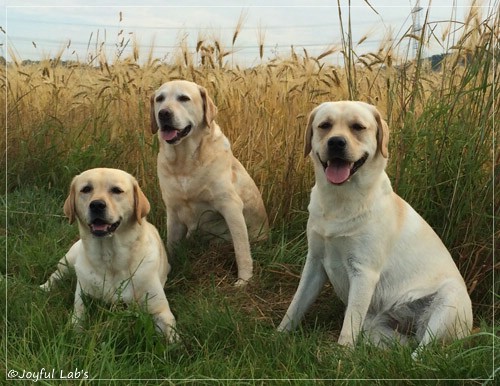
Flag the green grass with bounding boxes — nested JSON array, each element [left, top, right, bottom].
[[2, 187, 497, 384], [3, 3, 498, 382]]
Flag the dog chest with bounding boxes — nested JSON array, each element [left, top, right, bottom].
[[76, 266, 137, 303], [160, 170, 205, 199], [307, 228, 352, 304], [326, 237, 360, 302], [75, 249, 143, 304], [178, 200, 225, 233]]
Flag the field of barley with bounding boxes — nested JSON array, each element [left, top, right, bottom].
[[2, 3, 498, 384]]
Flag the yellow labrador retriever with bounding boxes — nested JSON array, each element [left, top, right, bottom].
[[41, 168, 177, 342], [150, 80, 269, 286], [278, 101, 472, 358]]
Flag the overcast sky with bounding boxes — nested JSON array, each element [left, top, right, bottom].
[[2, 1, 496, 66]]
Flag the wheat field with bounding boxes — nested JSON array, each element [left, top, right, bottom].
[[2, 3, 498, 382]]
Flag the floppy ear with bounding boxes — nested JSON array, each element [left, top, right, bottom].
[[304, 108, 317, 157], [150, 93, 159, 134], [199, 85, 217, 126], [63, 177, 77, 224], [133, 181, 151, 224], [373, 109, 389, 158]]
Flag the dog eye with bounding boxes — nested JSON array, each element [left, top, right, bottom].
[[178, 95, 190, 102], [318, 121, 332, 130], [80, 185, 92, 194], [351, 123, 366, 131], [155, 95, 165, 103], [110, 187, 124, 194]]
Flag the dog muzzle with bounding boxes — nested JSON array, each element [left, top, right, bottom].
[[161, 125, 192, 144], [89, 218, 121, 237], [319, 152, 369, 185]]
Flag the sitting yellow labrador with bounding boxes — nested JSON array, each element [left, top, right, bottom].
[[278, 101, 472, 358], [150, 80, 269, 286], [41, 168, 177, 342]]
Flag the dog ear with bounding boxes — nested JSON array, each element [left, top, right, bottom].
[[199, 85, 217, 126], [373, 108, 389, 158], [133, 180, 151, 224], [304, 108, 317, 157], [150, 93, 159, 134], [63, 177, 77, 224]]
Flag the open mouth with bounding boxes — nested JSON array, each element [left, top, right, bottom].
[[319, 152, 369, 185], [160, 124, 192, 144], [89, 218, 121, 237]]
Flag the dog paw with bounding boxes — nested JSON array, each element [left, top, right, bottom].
[[337, 335, 355, 347], [234, 278, 250, 287], [411, 347, 424, 361], [70, 314, 85, 332], [277, 323, 292, 333], [72, 322, 84, 333], [39, 282, 51, 292], [166, 328, 180, 344]]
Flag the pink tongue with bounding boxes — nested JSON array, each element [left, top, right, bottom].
[[161, 129, 178, 141], [92, 224, 108, 231], [325, 162, 352, 184]]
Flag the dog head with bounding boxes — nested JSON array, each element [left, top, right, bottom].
[[150, 80, 218, 145], [64, 168, 150, 238], [304, 101, 389, 185]]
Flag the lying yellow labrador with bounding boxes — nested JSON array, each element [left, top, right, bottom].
[[41, 168, 177, 342], [278, 101, 472, 358], [150, 80, 269, 286]]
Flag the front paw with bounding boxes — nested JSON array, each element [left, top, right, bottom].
[[165, 327, 180, 343], [235, 271, 253, 287], [338, 334, 355, 347], [71, 313, 85, 332], [39, 282, 51, 292], [234, 278, 250, 287], [277, 320, 293, 333]]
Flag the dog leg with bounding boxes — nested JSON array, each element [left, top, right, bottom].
[[145, 286, 178, 343], [40, 241, 80, 291], [71, 282, 86, 331], [338, 268, 380, 347], [278, 255, 328, 332], [216, 198, 253, 286], [411, 281, 473, 360], [166, 210, 187, 257], [153, 308, 178, 343]]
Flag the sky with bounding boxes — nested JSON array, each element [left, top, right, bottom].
[[1, 0, 496, 66]]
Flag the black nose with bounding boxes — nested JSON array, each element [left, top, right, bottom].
[[158, 108, 173, 123], [328, 136, 347, 152], [90, 200, 106, 213]]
